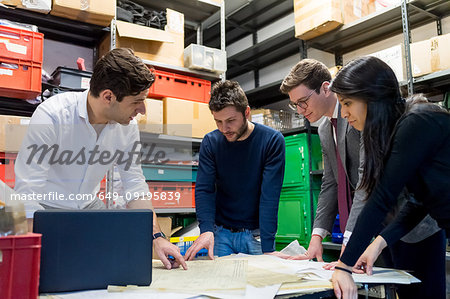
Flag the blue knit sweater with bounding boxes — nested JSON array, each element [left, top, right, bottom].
[[195, 123, 285, 252]]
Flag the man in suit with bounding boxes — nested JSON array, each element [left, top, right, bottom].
[[280, 59, 364, 261]]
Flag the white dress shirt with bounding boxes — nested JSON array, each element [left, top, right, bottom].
[[15, 90, 150, 218]]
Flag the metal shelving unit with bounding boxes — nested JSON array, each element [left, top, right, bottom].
[[139, 132, 202, 148], [130, 0, 225, 52], [1, 2, 215, 215], [229, 0, 450, 107], [114, 1, 226, 213], [245, 80, 284, 108], [411, 68, 450, 92], [307, 1, 450, 56], [226, 27, 298, 79], [0, 6, 108, 47], [194, 0, 293, 49], [155, 208, 196, 214]]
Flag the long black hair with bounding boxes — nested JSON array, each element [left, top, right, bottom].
[[330, 56, 405, 194]]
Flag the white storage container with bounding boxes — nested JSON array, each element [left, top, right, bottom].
[[184, 44, 227, 73]]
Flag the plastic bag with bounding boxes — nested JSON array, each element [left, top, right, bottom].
[[0, 181, 28, 236]]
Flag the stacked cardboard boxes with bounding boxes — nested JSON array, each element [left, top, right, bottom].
[[135, 99, 164, 134], [294, 0, 376, 40], [50, 0, 115, 26], [163, 98, 216, 139]]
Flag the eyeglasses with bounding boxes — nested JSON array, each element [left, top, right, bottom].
[[288, 89, 315, 111]]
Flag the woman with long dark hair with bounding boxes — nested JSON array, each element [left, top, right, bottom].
[[329, 56, 450, 299]]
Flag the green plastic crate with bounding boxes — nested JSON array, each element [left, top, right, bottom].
[[276, 188, 320, 248], [283, 133, 322, 188]]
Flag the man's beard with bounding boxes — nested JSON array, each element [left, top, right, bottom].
[[229, 120, 248, 142]]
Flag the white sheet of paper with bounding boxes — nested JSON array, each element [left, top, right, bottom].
[[279, 240, 307, 256]]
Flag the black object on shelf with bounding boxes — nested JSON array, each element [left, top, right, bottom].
[[0, 97, 40, 117], [310, 169, 324, 176], [40, 82, 86, 101], [50, 67, 93, 90], [281, 126, 318, 136], [117, 0, 167, 30]]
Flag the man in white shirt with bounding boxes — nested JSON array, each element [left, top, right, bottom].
[[14, 48, 187, 270]]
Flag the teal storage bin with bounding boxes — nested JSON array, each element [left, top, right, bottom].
[[142, 164, 198, 182]]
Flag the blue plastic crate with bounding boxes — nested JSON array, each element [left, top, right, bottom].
[[331, 214, 343, 244], [170, 237, 208, 258]]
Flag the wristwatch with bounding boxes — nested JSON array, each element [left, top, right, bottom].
[[152, 231, 167, 240]]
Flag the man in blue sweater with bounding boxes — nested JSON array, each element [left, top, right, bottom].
[[185, 80, 286, 260]]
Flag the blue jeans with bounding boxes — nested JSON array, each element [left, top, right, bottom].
[[213, 225, 263, 257]]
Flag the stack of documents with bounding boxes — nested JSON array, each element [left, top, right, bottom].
[[40, 241, 420, 299]]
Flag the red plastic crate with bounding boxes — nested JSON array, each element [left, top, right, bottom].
[[148, 69, 211, 103], [0, 25, 44, 63], [147, 181, 195, 208], [0, 152, 17, 188], [0, 233, 42, 299], [0, 57, 42, 99]]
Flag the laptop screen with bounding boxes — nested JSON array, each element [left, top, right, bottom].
[[33, 209, 153, 293]]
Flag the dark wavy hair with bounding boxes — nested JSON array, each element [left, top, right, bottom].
[[330, 56, 405, 194], [209, 80, 248, 115], [89, 48, 154, 102]]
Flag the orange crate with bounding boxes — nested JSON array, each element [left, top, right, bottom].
[[0, 57, 42, 99], [147, 181, 195, 208], [148, 69, 211, 103], [0, 25, 44, 63], [0, 152, 17, 188], [0, 233, 42, 299]]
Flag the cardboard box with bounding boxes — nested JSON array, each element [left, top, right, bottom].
[[343, 0, 376, 24], [375, 0, 401, 11], [152, 216, 172, 260], [0, 115, 30, 152], [50, 0, 115, 27], [431, 33, 450, 72], [294, 0, 375, 40], [163, 97, 216, 138], [294, 0, 343, 40], [136, 99, 163, 134], [369, 44, 406, 81], [410, 39, 432, 77], [99, 9, 184, 67], [0, 0, 51, 13], [328, 66, 342, 78], [207, 0, 223, 5]]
